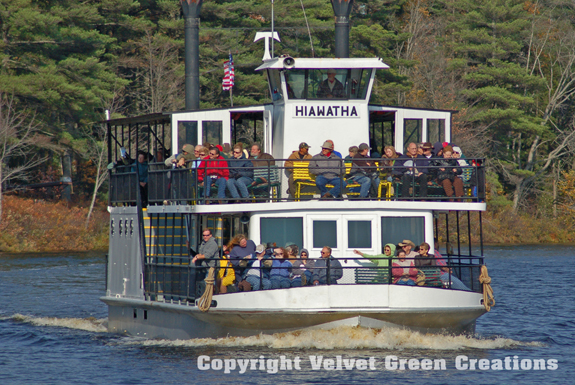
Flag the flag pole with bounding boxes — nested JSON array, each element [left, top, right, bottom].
[[229, 50, 233, 107]]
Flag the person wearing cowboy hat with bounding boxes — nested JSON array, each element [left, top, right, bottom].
[[398, 239, 419, 260], [309, 140, 346, 199], [317, 68, 344, 98]]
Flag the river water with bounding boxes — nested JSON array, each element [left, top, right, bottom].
[[0, 246, 573, 384]]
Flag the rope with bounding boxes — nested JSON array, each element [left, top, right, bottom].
[[479, 265, 495, 312], [197, 267, 216, 312]]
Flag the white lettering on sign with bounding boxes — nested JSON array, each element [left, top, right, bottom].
[[293, 105, 360, 118]]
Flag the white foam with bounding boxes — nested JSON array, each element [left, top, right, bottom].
[[10, 314, 108, 333], [122, 326, 543, 350]]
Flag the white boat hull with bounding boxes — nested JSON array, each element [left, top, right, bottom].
[[102, 285, 486, 339]]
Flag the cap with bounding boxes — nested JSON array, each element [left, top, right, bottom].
[[299, 142, 310, 149], [182, 144, 194, 154], [452, 146, 462, 154], [255, 244, 266, 254], [358, 143, 371, 151], [322, 141, 334, 150]]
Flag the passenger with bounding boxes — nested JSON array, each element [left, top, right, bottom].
[[417, 143, 424, 156], [345, 145, 359, 161], [317, 69, 344, 98], [431, 145, 464, 201], [432, 247, 471, 291], [165, 144, 195, 168], [325, 139, 342, 158], [353, 243, 395, 280], [216, 250, 236, 294], [284, 142, 312, 196], [249, 143, 275, 167], [131, 151, 149, 207], [190, 229, 220, 275], [398, 239, 419, 260], [226, 143, 254, 201], [421, 142, 434, 160], [309, 140, 346, 199], [190, 145, 206, 169], [312, 246, 343, 285], [415, 242, 436, 267], [380, 145, 400, 182], [291, 248, 314, 287], [432, 141, 444, 158], [240, 244, 272, 291], [392, 249, 417, 285], [394, 142, 429, 199], [349, 143, 380, 198], [197, 146, 229, 203], [452, 146, 473, 183], [228, 234, 257, 274], [270, 247, 292, 289], [223, 143, 232, 158]]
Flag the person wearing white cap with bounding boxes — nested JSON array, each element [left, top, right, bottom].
[[309, 140, 346, 199], [317, 69, 344, 98]]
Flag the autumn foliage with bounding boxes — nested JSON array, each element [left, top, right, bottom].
[[0, 196, 108, 252]]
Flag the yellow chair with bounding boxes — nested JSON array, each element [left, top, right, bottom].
[[293, 162, 317, 200], [344, 162, 361, 197]]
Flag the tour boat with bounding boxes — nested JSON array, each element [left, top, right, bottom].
[[101, 4, 491, 340]]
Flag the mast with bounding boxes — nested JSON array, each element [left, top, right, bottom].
[[180, 0, 203, 110]]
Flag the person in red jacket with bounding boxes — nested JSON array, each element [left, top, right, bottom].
[[197, 146, 229, 203], [392, 249, 418, 285]]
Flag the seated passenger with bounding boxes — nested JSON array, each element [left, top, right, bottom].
[[398, 239, 418, 260], [197, 146, 229, 203], [317, 69, 344, 98], [430, 145, 464, 201], [415, 242, 436, 267], [217, 248, 237, 294], [345, 146, 358, 161], [241, 244, 272, 291], [432, 247, 471, 291], [392, 250, 418, 285], [394, 142, 429, 199], [190, 229, 220, 275], [309, 141, 346, 199], [349, 143, 380, 198], [228, 234, 256, 274], [291, 248, 314, 287], [353, 243, 395, 281], [249, 143, 275, 167], [284, 142, 312, 197], [226, 144, 254, 201], [312, 246, 343, 285], [270, 247, 292, 289], [380, 145, 401, 182]]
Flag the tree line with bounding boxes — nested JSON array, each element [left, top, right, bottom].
[[1, 0, 575, 220]]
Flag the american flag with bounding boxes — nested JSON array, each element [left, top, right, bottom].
[[222, 53, 235, 91]]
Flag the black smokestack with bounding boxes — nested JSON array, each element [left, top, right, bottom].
[[181, 0, 202, 110], [331, 0, 353, 58]]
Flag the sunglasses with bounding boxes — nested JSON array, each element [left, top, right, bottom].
[[233, 151, 242, 154]]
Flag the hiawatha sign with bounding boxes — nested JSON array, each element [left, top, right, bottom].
[[293, 104, 360, 118]]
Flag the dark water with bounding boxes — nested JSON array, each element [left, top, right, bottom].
[[0, 246, 573, 384]]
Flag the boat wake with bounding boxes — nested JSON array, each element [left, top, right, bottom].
[[6, 314, 108, 333], [123, 326, 543, 350]]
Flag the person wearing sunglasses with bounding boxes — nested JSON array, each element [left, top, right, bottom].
[[197, 146, 229, 204], [312, 246, 343, 285], [226, 143, 254, 201]]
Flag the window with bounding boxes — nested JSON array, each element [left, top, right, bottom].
[[260, 217, 303, 249], [404, 119, 422, 150], [427, 119, 445, 144], [313, 220, 337, 248], [178, 121, 198, 147], [202, 121, 222, 145], [283, 69, 372, 100], [348, 221, 372, 248], [381, 217, 425, 247]]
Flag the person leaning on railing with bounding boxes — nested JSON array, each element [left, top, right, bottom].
[[165, 143, 195, 168]]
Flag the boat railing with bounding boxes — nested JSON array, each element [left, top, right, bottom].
[[109, 157, 486, 206], [143, 255, 484, 304]]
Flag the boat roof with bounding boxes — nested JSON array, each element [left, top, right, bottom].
[[256, 57, 390, 71]]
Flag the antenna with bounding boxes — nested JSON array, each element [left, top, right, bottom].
[[299, 0, 315, 57], [271, 0, 275, 58]]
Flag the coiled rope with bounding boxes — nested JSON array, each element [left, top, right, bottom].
[[197, 267, 216, 312], [479, 265, 495, 312]]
